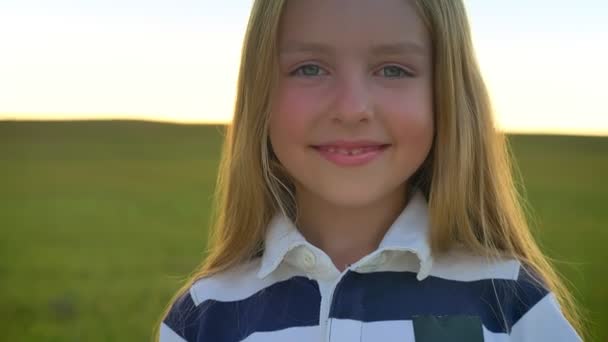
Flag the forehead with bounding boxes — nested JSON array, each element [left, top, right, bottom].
[[279, 0, 429, 54]]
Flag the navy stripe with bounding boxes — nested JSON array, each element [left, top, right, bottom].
[[512, 265, 550, 326], [329, 269, 548, 333], [163, 290, 198, 340], [164, 276, 321, 342]]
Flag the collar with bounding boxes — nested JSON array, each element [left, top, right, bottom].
[[256, 190, 434, 281]]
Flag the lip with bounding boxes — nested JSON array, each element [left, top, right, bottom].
[[311, 141, 390, 167], [312, 140, 388, 149]]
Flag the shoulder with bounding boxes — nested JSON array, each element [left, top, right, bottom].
[[430, 246, 522, 281], [430, 245, 549, 302], [160, 287, 198, 342], [160, 258, 303, 341], [429, 246, 554, 332], [160, 259, 263, 341]]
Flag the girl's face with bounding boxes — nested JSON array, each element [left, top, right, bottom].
[[269, 0, 434, 209]]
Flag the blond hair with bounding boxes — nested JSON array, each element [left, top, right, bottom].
[[156, 1, 583, 339]]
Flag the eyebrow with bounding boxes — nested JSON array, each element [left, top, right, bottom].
[[279, 41, 428, 56]]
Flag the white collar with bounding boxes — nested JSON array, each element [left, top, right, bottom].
[[256, 190, 434, 281]]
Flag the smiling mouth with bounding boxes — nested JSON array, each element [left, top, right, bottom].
[[313, 145, 390, 156], [311, 144, 391, 167]]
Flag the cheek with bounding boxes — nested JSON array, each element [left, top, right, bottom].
[[269, 86, 323, 145], [379, 87, 434, 153]]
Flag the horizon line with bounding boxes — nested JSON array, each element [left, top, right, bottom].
[[1, 113, 607, 138]]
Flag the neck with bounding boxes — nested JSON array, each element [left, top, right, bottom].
[[294, 184, 409, 271]]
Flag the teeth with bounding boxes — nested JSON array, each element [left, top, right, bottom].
[[323, 146, 375, 155], [337, 149, 350, 155]]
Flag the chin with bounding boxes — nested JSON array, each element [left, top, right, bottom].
[[314, 186, 394, 209]]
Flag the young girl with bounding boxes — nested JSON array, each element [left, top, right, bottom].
[[158, 0, 583, 341]]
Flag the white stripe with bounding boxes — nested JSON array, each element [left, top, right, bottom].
[[361, 320, 416, 342], [324, 319, 512, 342], [190, 259, 309, 304], [429, 249, 521, 281], [241, 325, 320, 342], [159, 322, 187, 342], [328, 318, 362, 341], [160, 317, 552, 342], [510, 293, 582, 341], [191, 251, 522, 305]]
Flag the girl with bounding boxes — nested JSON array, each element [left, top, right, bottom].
[[158, 0, 583, 341]]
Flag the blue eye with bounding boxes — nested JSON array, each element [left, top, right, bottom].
[[290, 64, 327, 77], [379, 65, 413, 78]]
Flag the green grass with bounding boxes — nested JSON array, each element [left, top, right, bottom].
[[0, 121, 606, 341]]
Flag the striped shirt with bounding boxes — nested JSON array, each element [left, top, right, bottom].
[[160, 191, 581, 341]]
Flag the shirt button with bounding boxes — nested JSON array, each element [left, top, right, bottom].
[[300, 248, 317, 270]]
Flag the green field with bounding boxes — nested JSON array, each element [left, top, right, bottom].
[[1, 121, 606, 341]]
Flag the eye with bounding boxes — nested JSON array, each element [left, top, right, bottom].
[[377, 65, 414, 78], [289, 64, 328, 77]]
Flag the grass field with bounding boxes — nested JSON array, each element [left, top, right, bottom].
[[1, 120, 606, 341]]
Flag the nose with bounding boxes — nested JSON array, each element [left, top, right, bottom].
[[330, 74, 373, 124]]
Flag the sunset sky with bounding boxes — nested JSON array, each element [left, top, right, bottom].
[[0, 0, 606, 135]]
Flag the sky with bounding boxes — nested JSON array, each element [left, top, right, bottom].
[[0, 0, 606, 135]]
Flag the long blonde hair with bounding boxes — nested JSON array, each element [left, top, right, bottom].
[[156, 0, 583, 339]]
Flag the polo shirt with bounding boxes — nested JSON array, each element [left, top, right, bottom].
[[160, 191, 581, 341]]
